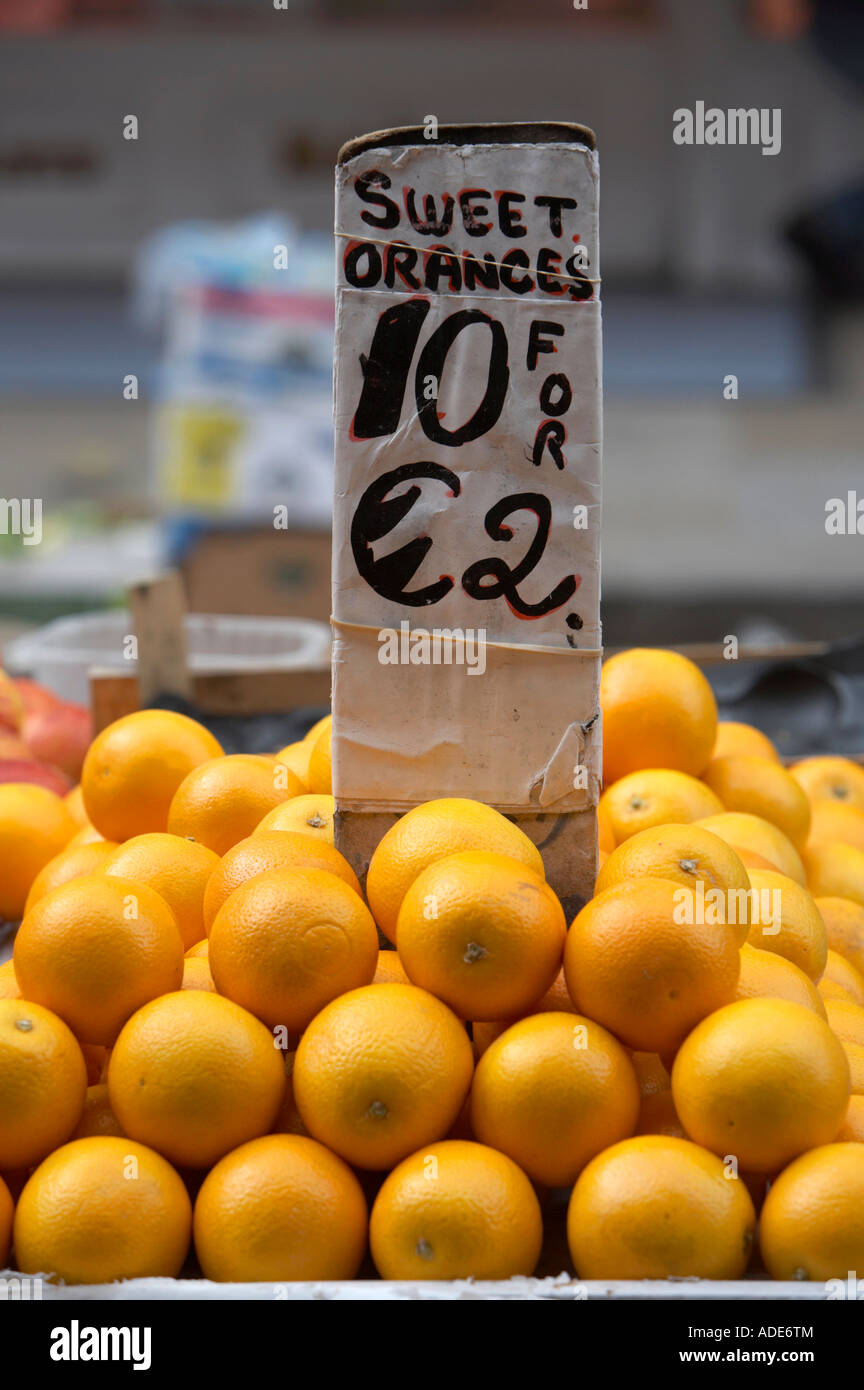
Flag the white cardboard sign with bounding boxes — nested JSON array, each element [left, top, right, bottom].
[[332, 126, 601, 818]]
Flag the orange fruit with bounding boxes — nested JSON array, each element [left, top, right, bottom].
[[469, 967, 575, 1059], [596, 823, 752, 945], [745, 868, 828, 982], [396, 851, 565, 1021], [601, 648, 717, 785], [824, 997, 864, 1048], [821, 949, 864, 1007], [564, 877, 741, 1054], [293, 983, 473, 1170], [734, 943, 826, 1017], [79, 1042, 108, 1085], [103, 832, 220, 951], [303, 713, 331, 744], [599, 769, 723, 845], [631, 1051, 671, 1098], [840, 1041, 864, 1095], [567, 1135, 755, 1280], [108, 991, 285, 1169], [711, 720, 780, 764], [203, 830, 361, 932], [66, 822, 105, 847], [803, 840, 864, 907], [166, 754, 304, 855], [24, 839, 117, 914], [370, 1139, 542, 1281], [81, 710, 223, 842], [0, 783, 76, 920], [696, 811, 806, 885], [72, 1083, 125, 1139], [305, 724, 332, 795], [819, 977, 852, 1003], [367, 798, 544, 944], [0, 959, 20, 1000], [759, 1142, 864, 1281], [255, 793, 335, 845], [273, 740, 311, 789], [0, 997, 87, 1168], [703, 756, 811, 849], [186, 938, 209, 959], [374, 949, 410, 985], [790, 756, 864, 810], [14, 875, 184, 1045], [816, 896, 864, 976], [734, 847, 782, 872], [471, 1012, 639, 1186], [193, 1133, 367, 1282], [808, 799, 864, 853], [63, 784, 89, 828], [209, 867, 378, 1032], [837, 1095, 864, 1141], [635, 1089, 686, 1138], [0, 1173, 11, 1266], [14, 1136, 191, 1284], [182, 956, 216, 992], [672, 998, 850, 1172]]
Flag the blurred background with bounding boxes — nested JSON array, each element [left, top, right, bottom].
[[1, 0, 863, 672]]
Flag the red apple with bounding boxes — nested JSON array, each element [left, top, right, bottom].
[[0, 670, 24, 734], [23, 702, 92, 783], [13, 676, 61, 719], [0, 759, 70, 796]]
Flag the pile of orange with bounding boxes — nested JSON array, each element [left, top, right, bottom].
[[2, 655, 864, 1289]]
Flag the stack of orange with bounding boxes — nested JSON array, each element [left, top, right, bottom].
[[1, 654, 864, 1290]]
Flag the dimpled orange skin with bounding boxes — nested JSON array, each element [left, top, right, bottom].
[[759, 1143, 864, 1282], [824, 997, 864, 1047], [203, 830, 361, 932], [13, 1137, 191, 1285], [839, 1041, 864, 1095], [821, 949, 864, 1007], [564, 878, 741, 1055], [181, 956, 216, 992], [104, 834, 221, 951], [837, 1094, 864, 1141], [255, 793, 335, 845], [273, 740, 312, 789], [600, 648, 718, 785], [0, 959, 20, 1000], [635, 1090, 686, 1139], [0, 998, 87, 1169], [470, 967, 575, 1059], [374, 950, 410, 985], [745, 868, 828, 983], [703, 756, 812, 850], [81, 710, 223, 842], [814, 896, 864, 977], [13, 875, 185, 1046], [599, 770, 723, 846], [803, 841, 864, 908], [808, 800, 864, 853], [108, 991, 286, 1169], [193, 1133, 368, 1283], [366, 798, 544, 943], [791, 757, 864, 810], [471, 1012, 640, 1187], [209, 868, 378, 1033], [696, 812, 806, 886], [0, 783, 77, 921], [711, 721, 780, 764], [596, 823, 752, 945], [672, 998, 851, 1174], [293, 984, 474, 1171], [567, 1135, 756, 1281], [24, 839, 118, 914], [734, 943, 826, 1018], [370, 1139, 542, 1282], [0, 1173, 11, 1266], [306, 724, 332, 796], [396, 851, 565, 1022], [166, 755, 305, 856]]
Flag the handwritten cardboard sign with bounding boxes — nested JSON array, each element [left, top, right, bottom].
[[332, 124, 601, 913]]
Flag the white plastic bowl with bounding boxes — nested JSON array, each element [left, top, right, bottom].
[[7, 611, 331, 705]]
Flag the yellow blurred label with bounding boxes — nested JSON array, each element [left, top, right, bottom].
[[161, 406, 244, 507]]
